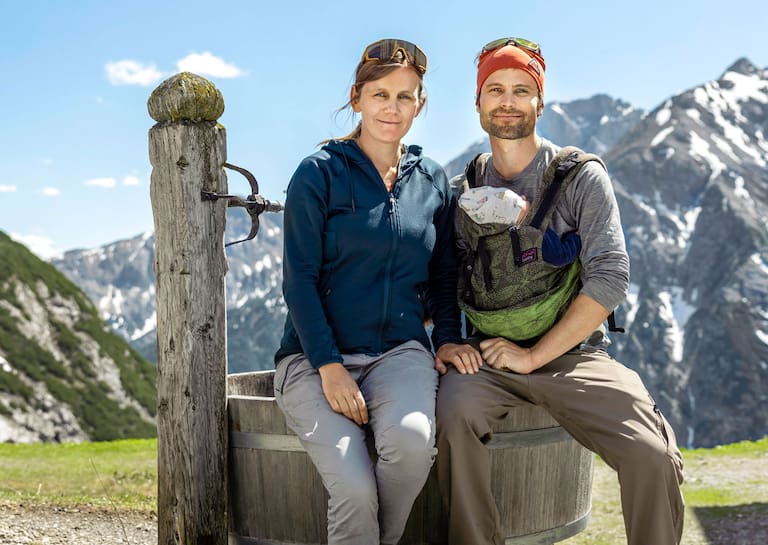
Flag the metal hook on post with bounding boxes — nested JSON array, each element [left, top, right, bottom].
[[201, 162, 284, 247]]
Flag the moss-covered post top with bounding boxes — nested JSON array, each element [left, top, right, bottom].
[[147, 72, 225, 123]]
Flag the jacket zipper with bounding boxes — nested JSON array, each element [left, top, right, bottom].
[[377, 190, 399, 352]]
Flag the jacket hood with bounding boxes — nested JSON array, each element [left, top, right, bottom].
[[317, 140, 426, 214], [322, 139, 424, 175]]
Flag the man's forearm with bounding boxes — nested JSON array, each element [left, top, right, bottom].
[[529, 294, 610, 370]]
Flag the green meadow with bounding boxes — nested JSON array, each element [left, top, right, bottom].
[[0, 439, 156, 511]]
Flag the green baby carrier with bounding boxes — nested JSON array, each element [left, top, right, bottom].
[[456, 146, 605, 343]]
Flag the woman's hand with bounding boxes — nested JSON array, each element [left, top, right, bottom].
[[318, 363, 368, 425], [434, 342, 483, 375]]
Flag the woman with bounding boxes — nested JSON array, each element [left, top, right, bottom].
[[273, 38, 480, 545]]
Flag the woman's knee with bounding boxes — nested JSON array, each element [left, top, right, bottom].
[[377, 415, 436, 471]]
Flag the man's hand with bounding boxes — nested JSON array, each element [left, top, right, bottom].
[[318, 363, 368, 425], [435, 342, 483, 375], [479, 337, 537, 374]]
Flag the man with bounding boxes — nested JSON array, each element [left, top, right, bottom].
[[434, 38, 685, 545]]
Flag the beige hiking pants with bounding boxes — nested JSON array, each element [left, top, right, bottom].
[[436, 347, 684, 545]]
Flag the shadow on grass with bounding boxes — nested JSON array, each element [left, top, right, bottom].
[[693, 503, 768, 545]]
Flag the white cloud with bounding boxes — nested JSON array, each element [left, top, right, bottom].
[[85, 177, 117, 188], [0, 184, 17, 192], [106, 60, 163, 86], [41, 187, 60, 196], [123, 175, 141, 186], [11, 233, 62, 260], [177, 52, 244, 78]]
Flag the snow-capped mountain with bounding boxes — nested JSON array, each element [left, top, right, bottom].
[[538, 93, 645, 154], [54, 212, 286, 373], [605, 58, 768, 448]]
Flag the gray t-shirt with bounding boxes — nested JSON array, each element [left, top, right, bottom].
[[453, 138, 629, 312]]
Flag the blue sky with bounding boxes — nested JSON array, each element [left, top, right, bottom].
[[1, 0, 767, 258]]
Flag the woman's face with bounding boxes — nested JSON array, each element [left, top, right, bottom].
[[351, 66, 423, 146]]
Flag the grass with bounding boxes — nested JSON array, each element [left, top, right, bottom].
[[0, 436, 766, 544], [0, 438, 156, 512]]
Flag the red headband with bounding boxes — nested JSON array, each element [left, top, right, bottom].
[[476, 45, 546, 103]]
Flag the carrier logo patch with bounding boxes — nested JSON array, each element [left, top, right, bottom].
[[520, 247, 538, 264]]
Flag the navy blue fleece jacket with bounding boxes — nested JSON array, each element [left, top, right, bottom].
[[275, 139, 462, 368]]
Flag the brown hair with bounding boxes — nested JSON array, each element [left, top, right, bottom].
[[323, 52, 427, 144]]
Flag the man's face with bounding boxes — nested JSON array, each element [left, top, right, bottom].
[[476, 68, 542, 140]]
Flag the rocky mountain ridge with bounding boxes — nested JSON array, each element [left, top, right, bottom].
[[605, 57, 768, 447]]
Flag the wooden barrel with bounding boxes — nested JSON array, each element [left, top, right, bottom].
[[227, 370, 593, 545]]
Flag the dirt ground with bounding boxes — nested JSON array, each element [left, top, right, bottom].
[[0, 503, 157, 545]]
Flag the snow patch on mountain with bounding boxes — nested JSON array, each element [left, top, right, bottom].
[[685, 109, 703, 125], [658, 291, 685, 362], [655, 105, 671, 126], [693, 76, 768, 165], [623, 283, 641, 330], [651, 126, 674, 147], [132, 312, 157, 341], [689, 131, 726, 180]]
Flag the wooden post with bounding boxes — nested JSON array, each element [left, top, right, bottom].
[[148, 72, 228, 545]]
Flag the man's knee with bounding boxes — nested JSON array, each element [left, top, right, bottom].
[[436, 383, 492, 447], [437, 374, 485, 422], [617, 429, 683, 482]]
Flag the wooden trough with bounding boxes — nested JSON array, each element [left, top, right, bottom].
[[227, 370, 593, 545]]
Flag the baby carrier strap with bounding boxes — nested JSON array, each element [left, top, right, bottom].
[[530, 146, 606, 229], [464, 153, 492, 189]]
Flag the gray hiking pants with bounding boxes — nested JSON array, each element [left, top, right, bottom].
[[436, 347, 685, 545], [274, 340, 439, 545]]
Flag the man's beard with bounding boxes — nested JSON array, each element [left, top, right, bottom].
[[481, 107, 536, 140]]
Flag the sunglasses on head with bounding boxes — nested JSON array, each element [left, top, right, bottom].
[[480, 37, 542, 57], [362, 39, 428, 73]]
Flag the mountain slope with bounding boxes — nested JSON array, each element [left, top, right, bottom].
[[0, 232, 156, 442], [605, 58, 768, 448]]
